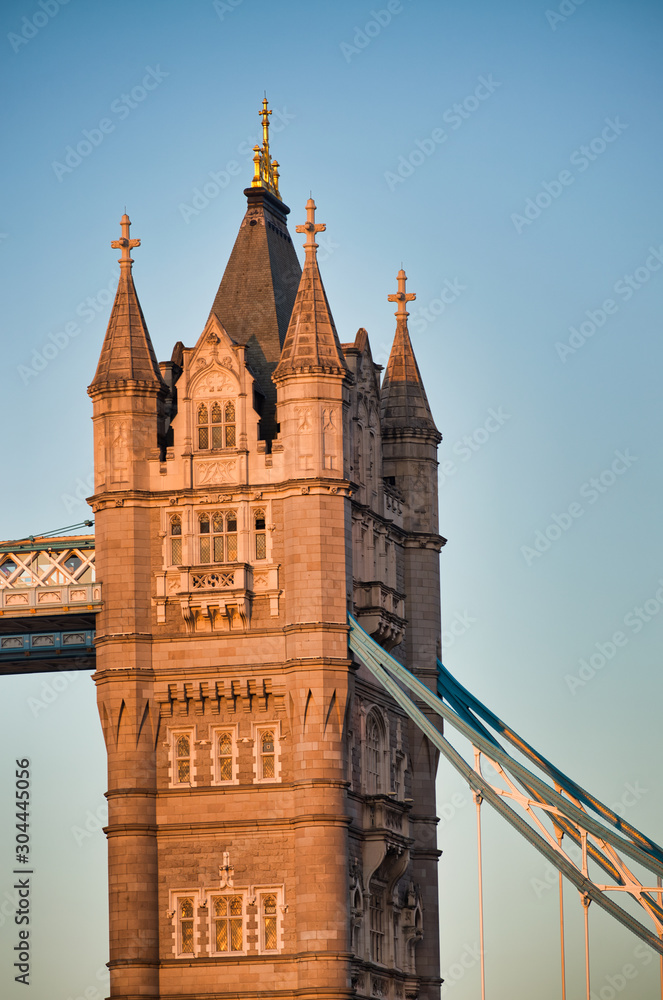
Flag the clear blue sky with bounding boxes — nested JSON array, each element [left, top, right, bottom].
[[1, 1, 662, 997]]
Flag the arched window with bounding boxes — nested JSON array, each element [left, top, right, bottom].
[[254, 508, 266, 560], [262, 894, 278, 950], [170, 515, 182, 565], [175, 734, 191, 783], [365, 710, 385, 794], [260, 729, 275, 779], [369, 885, 385, 964], [198, 511, 237, 563], [178, 897, 195, 954], [212, 895, 244, 953], [197, 400, 236, 450], [218, 731, 233, 782]]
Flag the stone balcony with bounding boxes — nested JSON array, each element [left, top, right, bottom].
[[155, 563, 280, 631], [353, 581, 406, 650]]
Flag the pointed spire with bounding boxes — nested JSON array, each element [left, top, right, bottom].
[[88, 215, 165, 393], [380, 270, 439, 434], [273, 199, 348, 380], [251, 97, 281, 200]]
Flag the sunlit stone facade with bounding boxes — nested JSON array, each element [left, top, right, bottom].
[[88, 106, 444, 1000]]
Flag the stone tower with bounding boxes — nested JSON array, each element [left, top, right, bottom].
[[89, 101, 443, 1000]]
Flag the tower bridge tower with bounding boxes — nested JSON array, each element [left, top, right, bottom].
[[89, 102, 444, 1000]]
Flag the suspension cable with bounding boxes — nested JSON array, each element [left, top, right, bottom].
[[474, 750, 486, 1000], [557, 828, 567, 1000]]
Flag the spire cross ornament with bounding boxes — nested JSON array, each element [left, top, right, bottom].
[[388, 268, 416, 319], [111, 214, 140, 269], [296, 198, 326, 256]]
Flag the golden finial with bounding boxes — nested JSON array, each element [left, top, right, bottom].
[[388, 268, 416, 319], [260, 98, 272, 158], [111, 213, 140, 270], [250, 97, 281, 199], [296, 198, 326, 259]]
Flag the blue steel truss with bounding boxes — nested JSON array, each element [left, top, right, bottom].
[[348, 613, 663, 957]]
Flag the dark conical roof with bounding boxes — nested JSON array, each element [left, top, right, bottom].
[[208, 187, 302, 440], [89, 266, 165, 392], [380, 317, 439, 435]]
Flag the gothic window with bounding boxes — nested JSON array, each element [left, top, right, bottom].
[[365, 710, 386, 795], [178, 896, 195, 955], [261, 893, 277, 951], [254, 508, 267, 560], [198, 511, 237, 564], [211, 894, 244, 954], [213, 728, 237, 784], [369, 886, 385, 964], [170, 515, 182, 565], [197, 400, 236, 450], [254, 724, 281, 783], [170, 730, 195, 786], [260, 729, 275, 778]]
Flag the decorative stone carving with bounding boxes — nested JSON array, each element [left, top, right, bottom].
[[194, 460, 237, 486]]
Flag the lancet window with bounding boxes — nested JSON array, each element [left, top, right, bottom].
[[198, 511, 238, 564], [369, 885, 385, 964], [365, 709, 386, 795], [170, 514, 182, 565], [260, 893, 278, 951], [178, 896, 195, 955], [254, 508, 267, 560], [174, 733, 192, 784], [254, 724, 281, 783], [197, 400, 236, 450], [213, 728, 237, 784]]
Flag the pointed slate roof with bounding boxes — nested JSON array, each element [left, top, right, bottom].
[[208, 186, 301, 437], [380, 270, 439, 435], [89, 215, 165, 393], [273, 198, 348, 380]]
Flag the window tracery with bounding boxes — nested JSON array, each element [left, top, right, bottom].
[[170, 514, 182, 565], [198, 511, 237, 564], [211, 894, 244, 954], [365, 709, 386, 795], [197, 400, 236, 450], [253, 508, 267, 560]]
